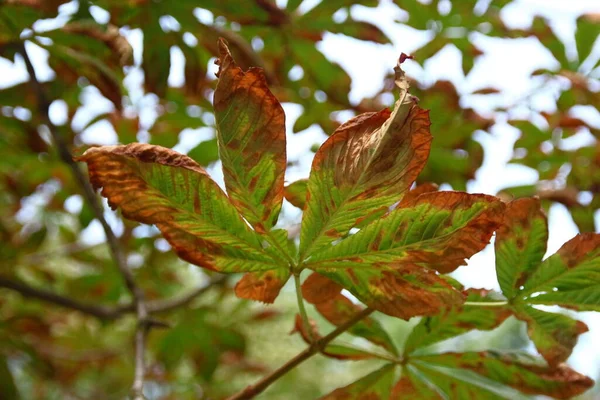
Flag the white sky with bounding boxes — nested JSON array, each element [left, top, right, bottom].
[[4, 0, 600, 382]]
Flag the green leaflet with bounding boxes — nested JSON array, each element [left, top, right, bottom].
[[306, 192, 504, 274], [299, 56, 432, 259], [575, 15, 600, 65], [514, 305, 588, 367], [495, 198, 548, 299], [522, 233, 600, 308], [302, 190, 504, 319], [319, 364, 396, 400], [409, 362, 508, 399], [413, 352, 593, 399], [77, 143, 289, 302], [214, 39, 286, 233]]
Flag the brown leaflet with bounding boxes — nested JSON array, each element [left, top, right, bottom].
[[301, 271, 344, 304], [214, 39, 286, 233], [397, 182, 439, 208], [556, 232, 600, 268], [365, 266, 465, 319], [235, 269, 289, 304], [77, 144, 286, 302]]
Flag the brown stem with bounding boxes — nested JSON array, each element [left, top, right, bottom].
[[18, 41, 149, 398], [226, 307, 375, 400]]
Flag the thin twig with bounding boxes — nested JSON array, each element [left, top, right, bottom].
[[0, 275, 226, 320], [18, 42, 149, 399], [0, 277, 120, 319], [226, 307, 375, 400]]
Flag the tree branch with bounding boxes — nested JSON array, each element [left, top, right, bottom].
[[0, 277, 120, 319], [226, 307, 375, 400], [0, 275, 226, 320], [18, 41, 150, 399]]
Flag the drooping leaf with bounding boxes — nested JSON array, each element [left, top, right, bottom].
[[514, 304, 588, 367], [214, 39, 286, 233], [76, 143, 289, 302], [319, 364, 396, 400], [143, 21, 171, 98], [45, 43, 123, 110], [299, 56, 432, 258], [413, 352, 594, 399], [302, 272, 398, 355]]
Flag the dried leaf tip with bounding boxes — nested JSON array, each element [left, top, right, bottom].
[[393, 53, 413, 103], [214, 37, 233, 78]]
